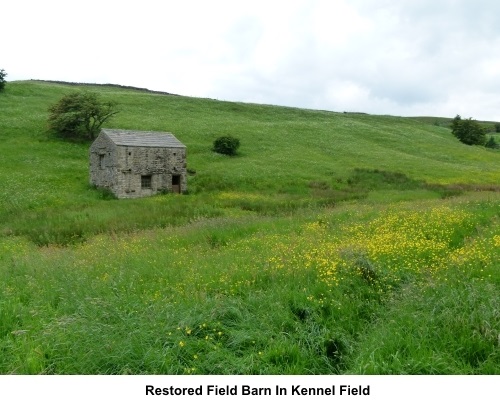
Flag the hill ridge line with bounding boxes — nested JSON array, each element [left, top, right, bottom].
[[29, 79, 180, 97]]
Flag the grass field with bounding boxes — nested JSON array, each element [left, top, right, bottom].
[[0, 81, 498, 374]]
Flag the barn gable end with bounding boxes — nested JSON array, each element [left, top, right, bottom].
[[89, 129, 187, 198]]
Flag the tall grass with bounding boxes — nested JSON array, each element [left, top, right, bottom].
[[0, 196, 498, 374]]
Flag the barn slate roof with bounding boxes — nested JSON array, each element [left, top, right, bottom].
[[101, 129, 185, 148]]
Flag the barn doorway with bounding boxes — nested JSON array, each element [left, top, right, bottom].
[[172, 175, 181, 194]]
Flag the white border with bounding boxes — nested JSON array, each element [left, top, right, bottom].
[[1, 375, 497, 405]]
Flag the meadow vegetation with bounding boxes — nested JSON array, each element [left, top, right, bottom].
[[0, 81, 498, 374]]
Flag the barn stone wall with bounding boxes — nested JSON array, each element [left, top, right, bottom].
[[89, 133, 187, 199], [89, 134, 118, 191], [114, 145, 187, 198]]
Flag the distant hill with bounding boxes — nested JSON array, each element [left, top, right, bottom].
[[411, 115, 500, 131], [27, 79, 181, 96]]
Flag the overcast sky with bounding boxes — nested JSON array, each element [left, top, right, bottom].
[[3, 0, 500, 120]]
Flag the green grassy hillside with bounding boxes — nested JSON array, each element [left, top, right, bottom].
[[0, 81, 498, 374], [1, 81, 498, 245]]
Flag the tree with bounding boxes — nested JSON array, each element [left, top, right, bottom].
[[48, 91, 118, 140], [450, 115, 486, 146], [0, 69, 7, 92], [213, 135, 240, 156]]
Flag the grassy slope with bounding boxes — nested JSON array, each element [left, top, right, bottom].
[[1, 81, 499, 242], [2, 81, 500, 196], [0, 81, 499, 374]]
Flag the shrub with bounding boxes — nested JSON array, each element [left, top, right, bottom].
[[48, 91, 118, 140], [485, 136, 499, 149], [450, 115, 486, 146], [0, 69, 7, 92], [213, 136, 240, 156]]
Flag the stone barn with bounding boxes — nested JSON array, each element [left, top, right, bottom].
[[89, 129, 187, 198]]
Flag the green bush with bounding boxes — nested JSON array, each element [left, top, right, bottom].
[[213, 136, 240, 156], [48, 91, 118, 140], [485, 136, 499, 149], [450, 115, 486, 146], [0, 69, 7, 92]]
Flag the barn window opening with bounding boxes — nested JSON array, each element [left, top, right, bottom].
[[172, 175, 181, 194], [141, 175, 152, 189], [99, 154, 105, 169]]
